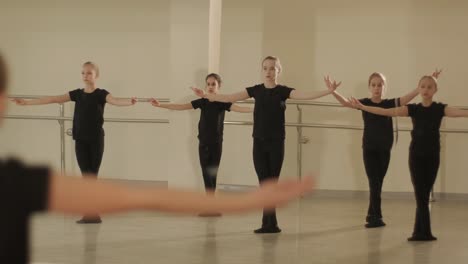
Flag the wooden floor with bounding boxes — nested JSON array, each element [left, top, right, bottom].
[[31, 194, 468, 264]]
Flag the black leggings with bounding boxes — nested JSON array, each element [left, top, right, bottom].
[[253, 138, 285, 227], [198, 142, 223, 191], [75, 137, 105, 177], [408, 149, 439, 237], [363, 148, 391, 221]]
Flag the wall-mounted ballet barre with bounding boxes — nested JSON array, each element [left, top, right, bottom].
[[234, 99, 468, 180], [226, 120, 468, 133], [6, 95, 468, 192], [6, 115, 170, 124], [6, 95, 170, 176], [8, 95, 169, 102]]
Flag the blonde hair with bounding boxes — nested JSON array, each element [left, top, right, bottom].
[[418, 75, 438, 89], [83, 61, 100, 77], [368, 72, 387, 86], [262, 56, 282, 73]]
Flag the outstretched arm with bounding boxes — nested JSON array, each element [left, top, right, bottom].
[[106, 94, 137, 106], [191, 87, 249, 103], [350, 97, 408, 117], [150, 98, 193, 110], [324, 76, 353, 108], [331, 91, 354, 108], [11, 94, 71, 105], [289, 89, 331, 100], [445, 106, 468, 118], [48, 173, 314, 215], [289, 76, 341, 100]]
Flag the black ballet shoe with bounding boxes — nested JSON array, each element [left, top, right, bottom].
[[254, 226, 282, 234], [365, 219, 386, 228], [366, 215, 383, 222], [407, 235, 437, 241], [76, 217, 102, 224], [198, 212, 222, 217]]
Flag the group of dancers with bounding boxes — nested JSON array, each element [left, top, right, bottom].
[[188, 58, 461, 242], [0, 53, 312, 264], [2, 50, 467, 263], [12, 57, 337, 234]]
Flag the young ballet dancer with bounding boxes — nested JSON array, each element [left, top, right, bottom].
[[326, 70, 441, 228], [0, 52, 314, 264], [11, 61, 137, 224], [350, 73, 468, 241], [192, 56, 341, 233], [150, 73, 252, 217]]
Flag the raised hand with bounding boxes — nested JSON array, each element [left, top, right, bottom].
[[432, 68, 442, 79], [324, 75, 342, 93]]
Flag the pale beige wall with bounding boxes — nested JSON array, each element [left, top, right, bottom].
[[2, 0, 468, 194], [219, 0, 468, 193]]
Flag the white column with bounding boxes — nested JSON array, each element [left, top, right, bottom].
[[168, 0, 222, 189], [209, 0, 223, 73]]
